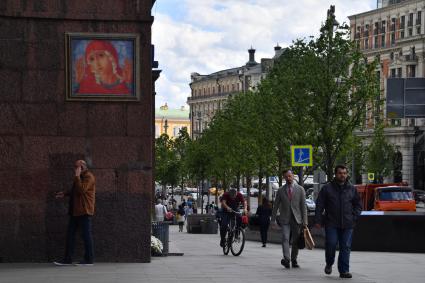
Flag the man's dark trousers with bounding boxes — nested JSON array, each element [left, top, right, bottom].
[[219, 213, 241, 241], [64, 215, 94, 263], [325, 227, 353, 273]]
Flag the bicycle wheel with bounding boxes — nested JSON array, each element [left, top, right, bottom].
[[230, 228, 245, 256], [223, 232, 231, 255]]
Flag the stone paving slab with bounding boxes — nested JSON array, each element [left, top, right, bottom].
[[1, 225, 424, 283]]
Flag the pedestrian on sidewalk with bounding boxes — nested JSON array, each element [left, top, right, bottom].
[[155, 199, 168, 222], [271, 169, 307, 269], [177, 204, 185, 232], [314, 165, 362, 279], [54, 159, 96, 266], [256, 197, 272, 247], [185, 203, 193, 220]]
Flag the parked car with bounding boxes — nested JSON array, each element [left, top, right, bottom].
[[249, 188, 266, 197], [209, 187, 224, 196], [239, 187, 247, 198], [305, 195, 316, 212], [189, 192, 198, 200], [413, 190, 425, 204]]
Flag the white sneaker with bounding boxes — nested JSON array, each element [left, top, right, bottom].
[[53, 261, 73, 266]]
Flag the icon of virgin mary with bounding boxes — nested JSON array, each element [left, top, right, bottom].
[[74, 40, 132, 95]]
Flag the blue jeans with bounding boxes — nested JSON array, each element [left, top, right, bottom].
[[64, 215, 94, 263], [325, 227, 353, 274]]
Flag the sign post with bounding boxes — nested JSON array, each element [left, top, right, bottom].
[[291, 145, 313, 167]]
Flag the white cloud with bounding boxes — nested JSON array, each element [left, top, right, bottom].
[[152, 0, 376, 109]]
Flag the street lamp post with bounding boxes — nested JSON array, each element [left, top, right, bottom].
[[163, 119, 169, 135]]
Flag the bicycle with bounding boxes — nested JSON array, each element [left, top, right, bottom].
[[222, 210, 246, 256]]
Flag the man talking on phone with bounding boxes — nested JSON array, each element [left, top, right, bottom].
[[54, 159, 96, 266]]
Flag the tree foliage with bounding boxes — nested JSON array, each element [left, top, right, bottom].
[[365, 124, 395, 183]]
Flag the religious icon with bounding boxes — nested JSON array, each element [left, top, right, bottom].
[[66, 33, 140, 101]]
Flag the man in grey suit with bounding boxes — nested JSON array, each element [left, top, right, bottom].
[[272, 170, 308, 269]]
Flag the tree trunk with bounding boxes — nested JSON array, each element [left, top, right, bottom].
[[246, 174, 252, 210], [265, 174, 270, 201], [258, 170, 263, 205], [298, 167, 304, 187]]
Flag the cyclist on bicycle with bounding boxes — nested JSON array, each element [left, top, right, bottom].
[[219, 187, 248, 247]]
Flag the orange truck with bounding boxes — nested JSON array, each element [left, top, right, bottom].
[[355, 182, 416, 212]]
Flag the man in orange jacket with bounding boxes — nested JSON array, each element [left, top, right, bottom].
[[54, 159, 96, 266]]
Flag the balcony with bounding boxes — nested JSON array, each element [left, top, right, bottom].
[[405, 54, 418, 63], [187, 91, 234, 102]]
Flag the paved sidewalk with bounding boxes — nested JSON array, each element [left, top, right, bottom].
[[1, 225, 424, 283]]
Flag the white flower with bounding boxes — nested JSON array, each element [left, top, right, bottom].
[[151, 235, 163, 254]]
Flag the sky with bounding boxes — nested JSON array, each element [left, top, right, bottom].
[[152, 0, 377, 109]]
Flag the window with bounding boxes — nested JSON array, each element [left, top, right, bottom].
[[417, 11, 422, 25], [408, 13, 413, 26], [391, 119, 401, 126], [401, 30, 405, 38], [407, 65, 416, 77], [212, 86, 215, 94], [381, 34, 385, 47], [365, 38, 369, 49], [391, 18, 396, 32], [381, 20, 386, 33], [391, 33, 395, 45], [398, 67, 402, 78], [408, 28, 413, 36], [417, 26, 421, 35], [400, 15, 405, 29], [391, 68, 396, 78], [172, 126, 179, 137], [374, 36, 379, 48]]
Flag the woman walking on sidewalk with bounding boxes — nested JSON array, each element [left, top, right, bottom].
[[177, 204, 185, 232], [256, 197, 272, 247]]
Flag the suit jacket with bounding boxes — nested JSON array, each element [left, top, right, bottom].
[[271, 183, 307, 225]]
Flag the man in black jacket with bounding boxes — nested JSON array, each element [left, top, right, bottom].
[[315, 165, 362, 279]]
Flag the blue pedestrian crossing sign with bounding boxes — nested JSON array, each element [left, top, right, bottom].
[[291, 145, 313, 167]]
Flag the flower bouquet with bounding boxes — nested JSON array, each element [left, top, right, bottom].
[[151, 235, 163, 256]]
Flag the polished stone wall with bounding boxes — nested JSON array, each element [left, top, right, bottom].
[[0, 0, 155, 262]]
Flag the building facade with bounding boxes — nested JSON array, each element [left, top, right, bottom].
[[155, 103, 190, 138], [349, 0, 425, 187], [188, 46, 283, 139]]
